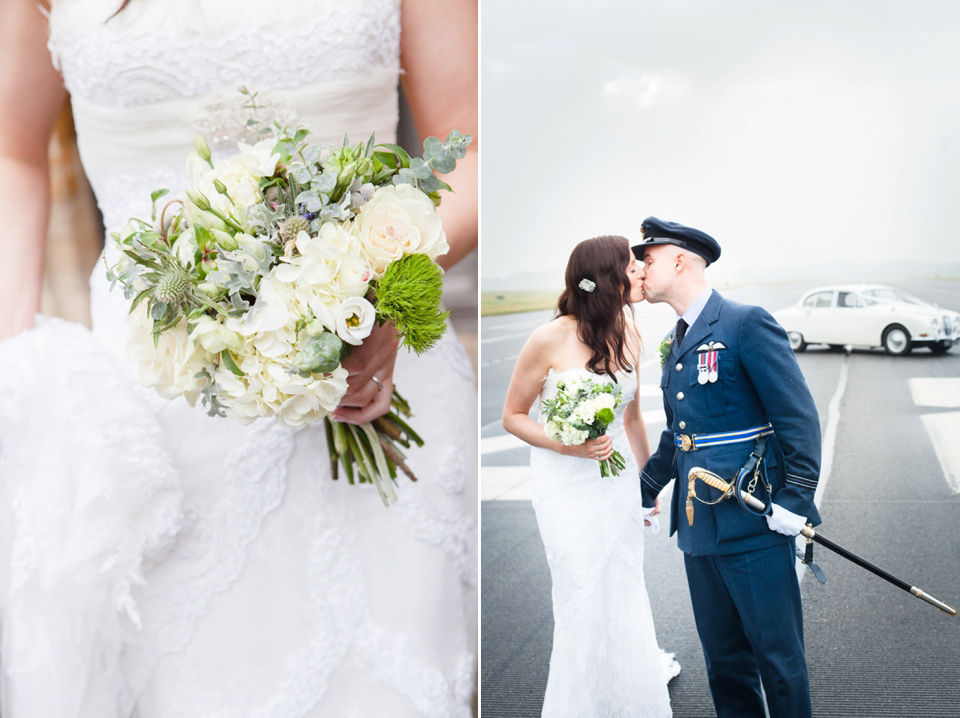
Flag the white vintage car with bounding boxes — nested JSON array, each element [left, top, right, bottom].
[[773, 284, 960, 355]]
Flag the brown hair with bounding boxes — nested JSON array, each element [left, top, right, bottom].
[[555, 235, 636, 379], [107, 0, 131, 21]]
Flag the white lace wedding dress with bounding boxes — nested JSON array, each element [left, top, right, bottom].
[[0, 1, 477, 716], [531, 368, 675, 718]]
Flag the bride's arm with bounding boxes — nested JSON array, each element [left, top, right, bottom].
[[502, 325, 614, 460], [0, 0, 67, 340], [622, 320, 651, 466], [622, 397, 651, 468], [334, 1, 477, 424], [399, 0, 478, 270]]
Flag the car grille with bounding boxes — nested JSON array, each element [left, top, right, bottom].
[[941, 315, 956, 337]]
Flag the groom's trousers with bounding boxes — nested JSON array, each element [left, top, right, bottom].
[[684, 542, 812, 718]]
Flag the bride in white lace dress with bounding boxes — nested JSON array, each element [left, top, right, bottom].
[[0, 1, 477, 716], [502, 236, 676, 718]]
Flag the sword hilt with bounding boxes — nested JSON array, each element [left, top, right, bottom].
[[688, 467, 766, 512]]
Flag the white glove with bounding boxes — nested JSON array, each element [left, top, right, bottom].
[[765, 503, 807, 536], [640, 505, 660, 535]]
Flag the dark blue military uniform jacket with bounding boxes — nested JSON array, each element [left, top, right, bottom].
[[640, 291, 822, 556]]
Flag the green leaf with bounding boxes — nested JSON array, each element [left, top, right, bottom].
[[423, 136, 455, 174], [377, 143, 412, 168], [220, 348, 245, 376], [150, 189, 170, 221], [374, 151, 398, 170]]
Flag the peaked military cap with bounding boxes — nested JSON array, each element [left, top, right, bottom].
[[632, 216, 721, 266]]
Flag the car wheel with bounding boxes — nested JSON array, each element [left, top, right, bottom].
[[930, 340, 952, 355], [882, 325, 912, 356], [787, 331, 807, 352]]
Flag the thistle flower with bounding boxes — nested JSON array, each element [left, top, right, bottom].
[[279, 216, 310, 244], [154, 266, 193, 305]]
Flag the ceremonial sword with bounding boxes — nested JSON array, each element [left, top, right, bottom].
[[687, 466, 958, 617]]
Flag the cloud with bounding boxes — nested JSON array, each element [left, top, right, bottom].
[[602, 72, 690, 109]]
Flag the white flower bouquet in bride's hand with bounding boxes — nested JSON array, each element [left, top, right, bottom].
[[541, 374, 627, 477], [106, 103, 472, 505]]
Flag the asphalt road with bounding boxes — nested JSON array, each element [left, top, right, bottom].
[[480, 278, 960, 718]]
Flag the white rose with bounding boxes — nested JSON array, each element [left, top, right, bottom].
[[573, 399, 598, 425], [125, 306, 211, 404], [594, 393, 616, 411], [353, 183, 449, 276], [334, 296, 376, 346]]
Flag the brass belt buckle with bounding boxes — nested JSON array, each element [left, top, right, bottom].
[[679, 434, 695, 452]]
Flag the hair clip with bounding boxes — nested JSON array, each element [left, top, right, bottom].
[[578, 278, 596, 293]]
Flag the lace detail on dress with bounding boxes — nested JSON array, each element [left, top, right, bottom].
[[135, 421, 296, 657], [49, 0, 401, 106]]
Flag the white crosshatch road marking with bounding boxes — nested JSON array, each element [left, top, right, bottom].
[[909, 377, 960, 494]]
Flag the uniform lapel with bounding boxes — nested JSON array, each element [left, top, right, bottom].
[[677, 290, 722, 359]]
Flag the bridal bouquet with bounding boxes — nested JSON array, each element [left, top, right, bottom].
[[541, 374, 627, 477], [106, 113, 471, 505]]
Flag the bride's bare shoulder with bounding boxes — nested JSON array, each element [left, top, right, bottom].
[[520, 315, 573, 355]]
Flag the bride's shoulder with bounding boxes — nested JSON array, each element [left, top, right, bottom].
[[526, 317, 565, 349]]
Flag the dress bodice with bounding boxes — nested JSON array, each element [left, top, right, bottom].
[[49, 0, 401, 232], [47, 0, 402, 357]]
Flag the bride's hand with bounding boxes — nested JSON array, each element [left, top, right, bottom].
[[330, 322, 399, 425], [568, 435, 614, 461]]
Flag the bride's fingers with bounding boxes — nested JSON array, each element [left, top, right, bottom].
[[331, 375, 394, 424]]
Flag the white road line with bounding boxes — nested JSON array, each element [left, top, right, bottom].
[[919, 413, 960, 494], [480, 354, 519, 368], [481, 466, 532, 501], [910, 377, 960, 494], [481, 330, 539, 344], [481, 434, 526, 455], [908, 377, 960, 408], [797, 354, 848, 582]]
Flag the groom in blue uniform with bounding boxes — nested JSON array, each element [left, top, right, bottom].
[[635, 217, 821, 718]]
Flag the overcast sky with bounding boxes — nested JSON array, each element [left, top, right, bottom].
[[481, 0, 960, 286]]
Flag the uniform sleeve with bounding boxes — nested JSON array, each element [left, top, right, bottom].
[[738, 306, 821, 518], [640, 396, 675, 508]]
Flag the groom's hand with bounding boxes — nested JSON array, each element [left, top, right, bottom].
[[765, 503, 807, 536]]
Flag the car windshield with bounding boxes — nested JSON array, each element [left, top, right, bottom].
[[862, 287, 929, 306]]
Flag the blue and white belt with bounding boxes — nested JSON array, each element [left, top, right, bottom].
[[675, 423, 774, 452]]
